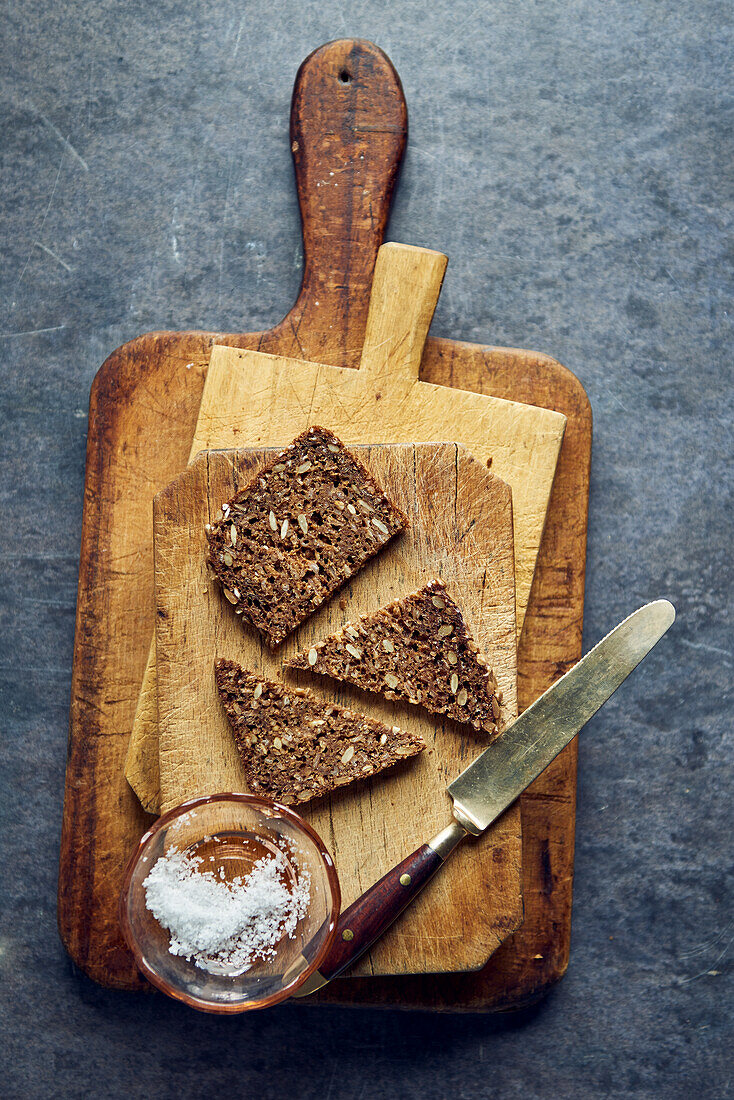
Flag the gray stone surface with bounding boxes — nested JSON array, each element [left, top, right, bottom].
[[1, 1, 731, 1097]]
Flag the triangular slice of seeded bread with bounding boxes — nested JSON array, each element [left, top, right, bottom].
[[214, 659, 425, 806], [206, 427, 408, 649], [286, 581, 504, 734]]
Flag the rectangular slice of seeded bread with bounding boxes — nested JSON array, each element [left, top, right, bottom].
[[214, 659, 425, 805], [286, 580, 504, 734], [206, 427, 408, 648]]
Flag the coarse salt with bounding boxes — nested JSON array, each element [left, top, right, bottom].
[[143, 847, 311, 975]]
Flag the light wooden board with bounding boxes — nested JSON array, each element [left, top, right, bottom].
[[200, 245, 565, 631], [125, 242, 566, 813], [154, 442, 522, 976]]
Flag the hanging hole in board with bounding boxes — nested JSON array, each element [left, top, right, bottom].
[[338, 69, 352, 84]]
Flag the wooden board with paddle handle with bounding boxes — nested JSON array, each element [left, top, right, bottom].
[[59, 39, 591, 1009]]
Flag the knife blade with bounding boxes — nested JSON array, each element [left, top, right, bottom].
[[448, 598, 676, 834], [292, 599, 675, 995]]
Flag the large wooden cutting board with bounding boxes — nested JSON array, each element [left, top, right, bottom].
[[58, 39, 591, 1008], [155, 443, 522, 976], [126, 241, 565, 814]]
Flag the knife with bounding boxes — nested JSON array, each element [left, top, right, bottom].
[[293, 599, 675, 995]]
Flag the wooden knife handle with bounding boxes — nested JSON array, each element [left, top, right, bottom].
[[308, 821, 467, 984], [318, 844, 444, 982], [286, 39, 408, 367]]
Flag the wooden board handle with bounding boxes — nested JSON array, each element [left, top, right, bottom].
[[359, 242, 448, 383], [282, 40, 408, 367]]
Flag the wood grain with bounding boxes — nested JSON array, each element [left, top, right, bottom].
[[59, 38, 591, 1007], [126, 241, 565, 813], [154, 443, 522, 976], [201, 247, 565, 631]]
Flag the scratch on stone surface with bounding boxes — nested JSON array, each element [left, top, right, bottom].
[[34, 241, 73, 273], [680, 638, 732, 662], [170, 203, 183, 264], [2, 664, 69, 675], [679, 936, 733, 984], [221, 156, 235, 238], [38, 112, 89, 171], [0, 325, 66, 338], [445, 0, 493, 42], [14, 153, 64, 294], [677, 921, 733, 985], [232, 13, 246, 58], [411, 145, 440, 162], [607, 389, 630, 414], [86, 58, 95, 126], [323, 1062, 339, 1100], [679, 920, 734, 961], [0, 551, 74, 563], [216, 237, 225, 311]]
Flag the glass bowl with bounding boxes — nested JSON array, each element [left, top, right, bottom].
[[119, 793, 340, 1013]]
